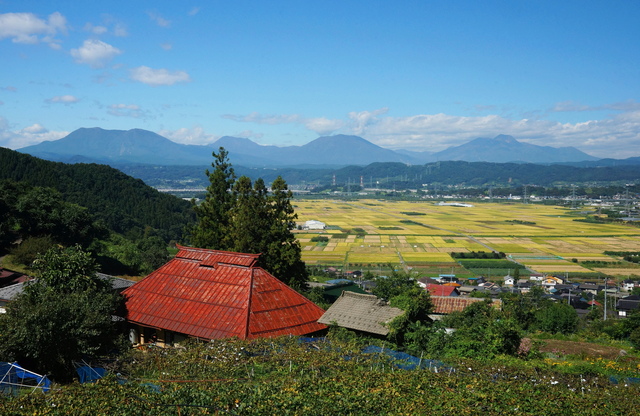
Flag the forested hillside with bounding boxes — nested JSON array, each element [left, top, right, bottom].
[[0, 147, 194, 242], [118, 159, 640, 191]]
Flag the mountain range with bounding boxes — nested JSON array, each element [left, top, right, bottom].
[[17, 127, 601, 168]]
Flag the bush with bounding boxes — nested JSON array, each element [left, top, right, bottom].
[[9, 235, 55, 266]]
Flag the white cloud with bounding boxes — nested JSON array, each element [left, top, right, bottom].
[[71, 39, 122, 68], [83, 22, 108, 35], [222, 112, 344, 135], [188, 7, 201, 16], [113, 23, 128, 37], [107, 103, 145, 118], [160, 42, 173, 50], [46, 95, 79, 104], [0, 118, 68, 149], [0, 12, 67, 48], [130, 66, 191, 86], [1, 86, 17, 92], [158, 126, 218, 145], [147, 11, 171, 27], [221, 104, 640, 159]]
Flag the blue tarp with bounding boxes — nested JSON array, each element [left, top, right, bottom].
[[0, 362, 50, 395], [362, 346, 454, 372], [76, 365, 107, 384]]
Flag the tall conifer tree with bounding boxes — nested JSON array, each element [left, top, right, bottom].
[[190, 150, 307, 288], [190, 148, 236, 249]]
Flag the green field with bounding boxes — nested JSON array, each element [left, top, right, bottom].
[[295, 199, 640, 278]]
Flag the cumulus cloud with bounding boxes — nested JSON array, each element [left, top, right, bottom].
[[0, 118, 68, 149], [0, 12, 67, 48], [45, 95, 79, 104], [147, 11, 171, 27], [222, 103, 640, 159], [71, 39, 122, 68], [130, 66, 191, 86]]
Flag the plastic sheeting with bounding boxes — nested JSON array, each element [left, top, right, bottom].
[[76, 365, 107, 384], [0, 362, 51, 395], [362, 345, 454, 372]]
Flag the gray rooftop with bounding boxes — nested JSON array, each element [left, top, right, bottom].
[[318, 291, 404, 336]]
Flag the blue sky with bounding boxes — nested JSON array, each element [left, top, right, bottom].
[[1, 1, 639, 158]]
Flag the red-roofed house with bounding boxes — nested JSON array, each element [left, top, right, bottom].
[[425, 284, 460, 297], [123, 246, 327, 345], [429, 296, 502, 320]]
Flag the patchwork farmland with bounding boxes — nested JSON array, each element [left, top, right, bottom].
[[294, 199, 640, 279]]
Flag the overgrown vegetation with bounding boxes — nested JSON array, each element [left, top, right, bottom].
[[2, 336, 640, 415]]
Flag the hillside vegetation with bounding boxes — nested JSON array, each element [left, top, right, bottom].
[[2, 336, 639, 415], [0, 147, 194, 242]]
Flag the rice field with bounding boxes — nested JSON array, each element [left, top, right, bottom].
[[294, 199, 640, 277]]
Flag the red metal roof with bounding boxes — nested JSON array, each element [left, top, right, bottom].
[[425, 284, 459, 297], [123, 246, 327, 340]]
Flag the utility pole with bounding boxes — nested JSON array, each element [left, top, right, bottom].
[[603, 276, 607, 321]]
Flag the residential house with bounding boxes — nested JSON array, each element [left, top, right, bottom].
[[0, 274, 133, 312], [457, 285, 478, 296], [579, 283, 603, 297], [541, 275, 567, 289], [417, 277, 440, 288], [425, 284, 460, 297], [503, 275, 515, 287], [0, 268, 29, 288], [429, 296, 502, 321], [617, 295, 640, 317], [622, 279, 639, 292], [529, 273, 545, 282], [123, 246, 327, 346], [317, 291, 404, 336]]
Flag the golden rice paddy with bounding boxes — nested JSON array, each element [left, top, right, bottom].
[[294, 199, 640, 277]]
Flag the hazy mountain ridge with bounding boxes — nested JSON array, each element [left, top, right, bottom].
[[17, 127, 600, 168]]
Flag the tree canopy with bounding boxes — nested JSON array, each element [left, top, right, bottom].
[[189, 148, 307, 288], [0, 245, 124, 381]]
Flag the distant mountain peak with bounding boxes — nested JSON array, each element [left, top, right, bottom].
[[492, 134, 517, 143]]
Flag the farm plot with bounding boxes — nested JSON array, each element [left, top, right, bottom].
[[293, 199, 640, 275]]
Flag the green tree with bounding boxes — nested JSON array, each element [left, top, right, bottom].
[[260, 176, 307, 289], [190, 147, 236, 249], [442, 300, 522, 358], [0, 245, 123, 380], [371, 268, 417, 300], [534, 301, 579, 334], [189, 151, 307, 288]]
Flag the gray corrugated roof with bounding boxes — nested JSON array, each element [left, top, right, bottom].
[[318, 291, 404, 335], [0, 281, 28, 302], [0, 274, 134, 301], [96, 273, 135, 290]]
